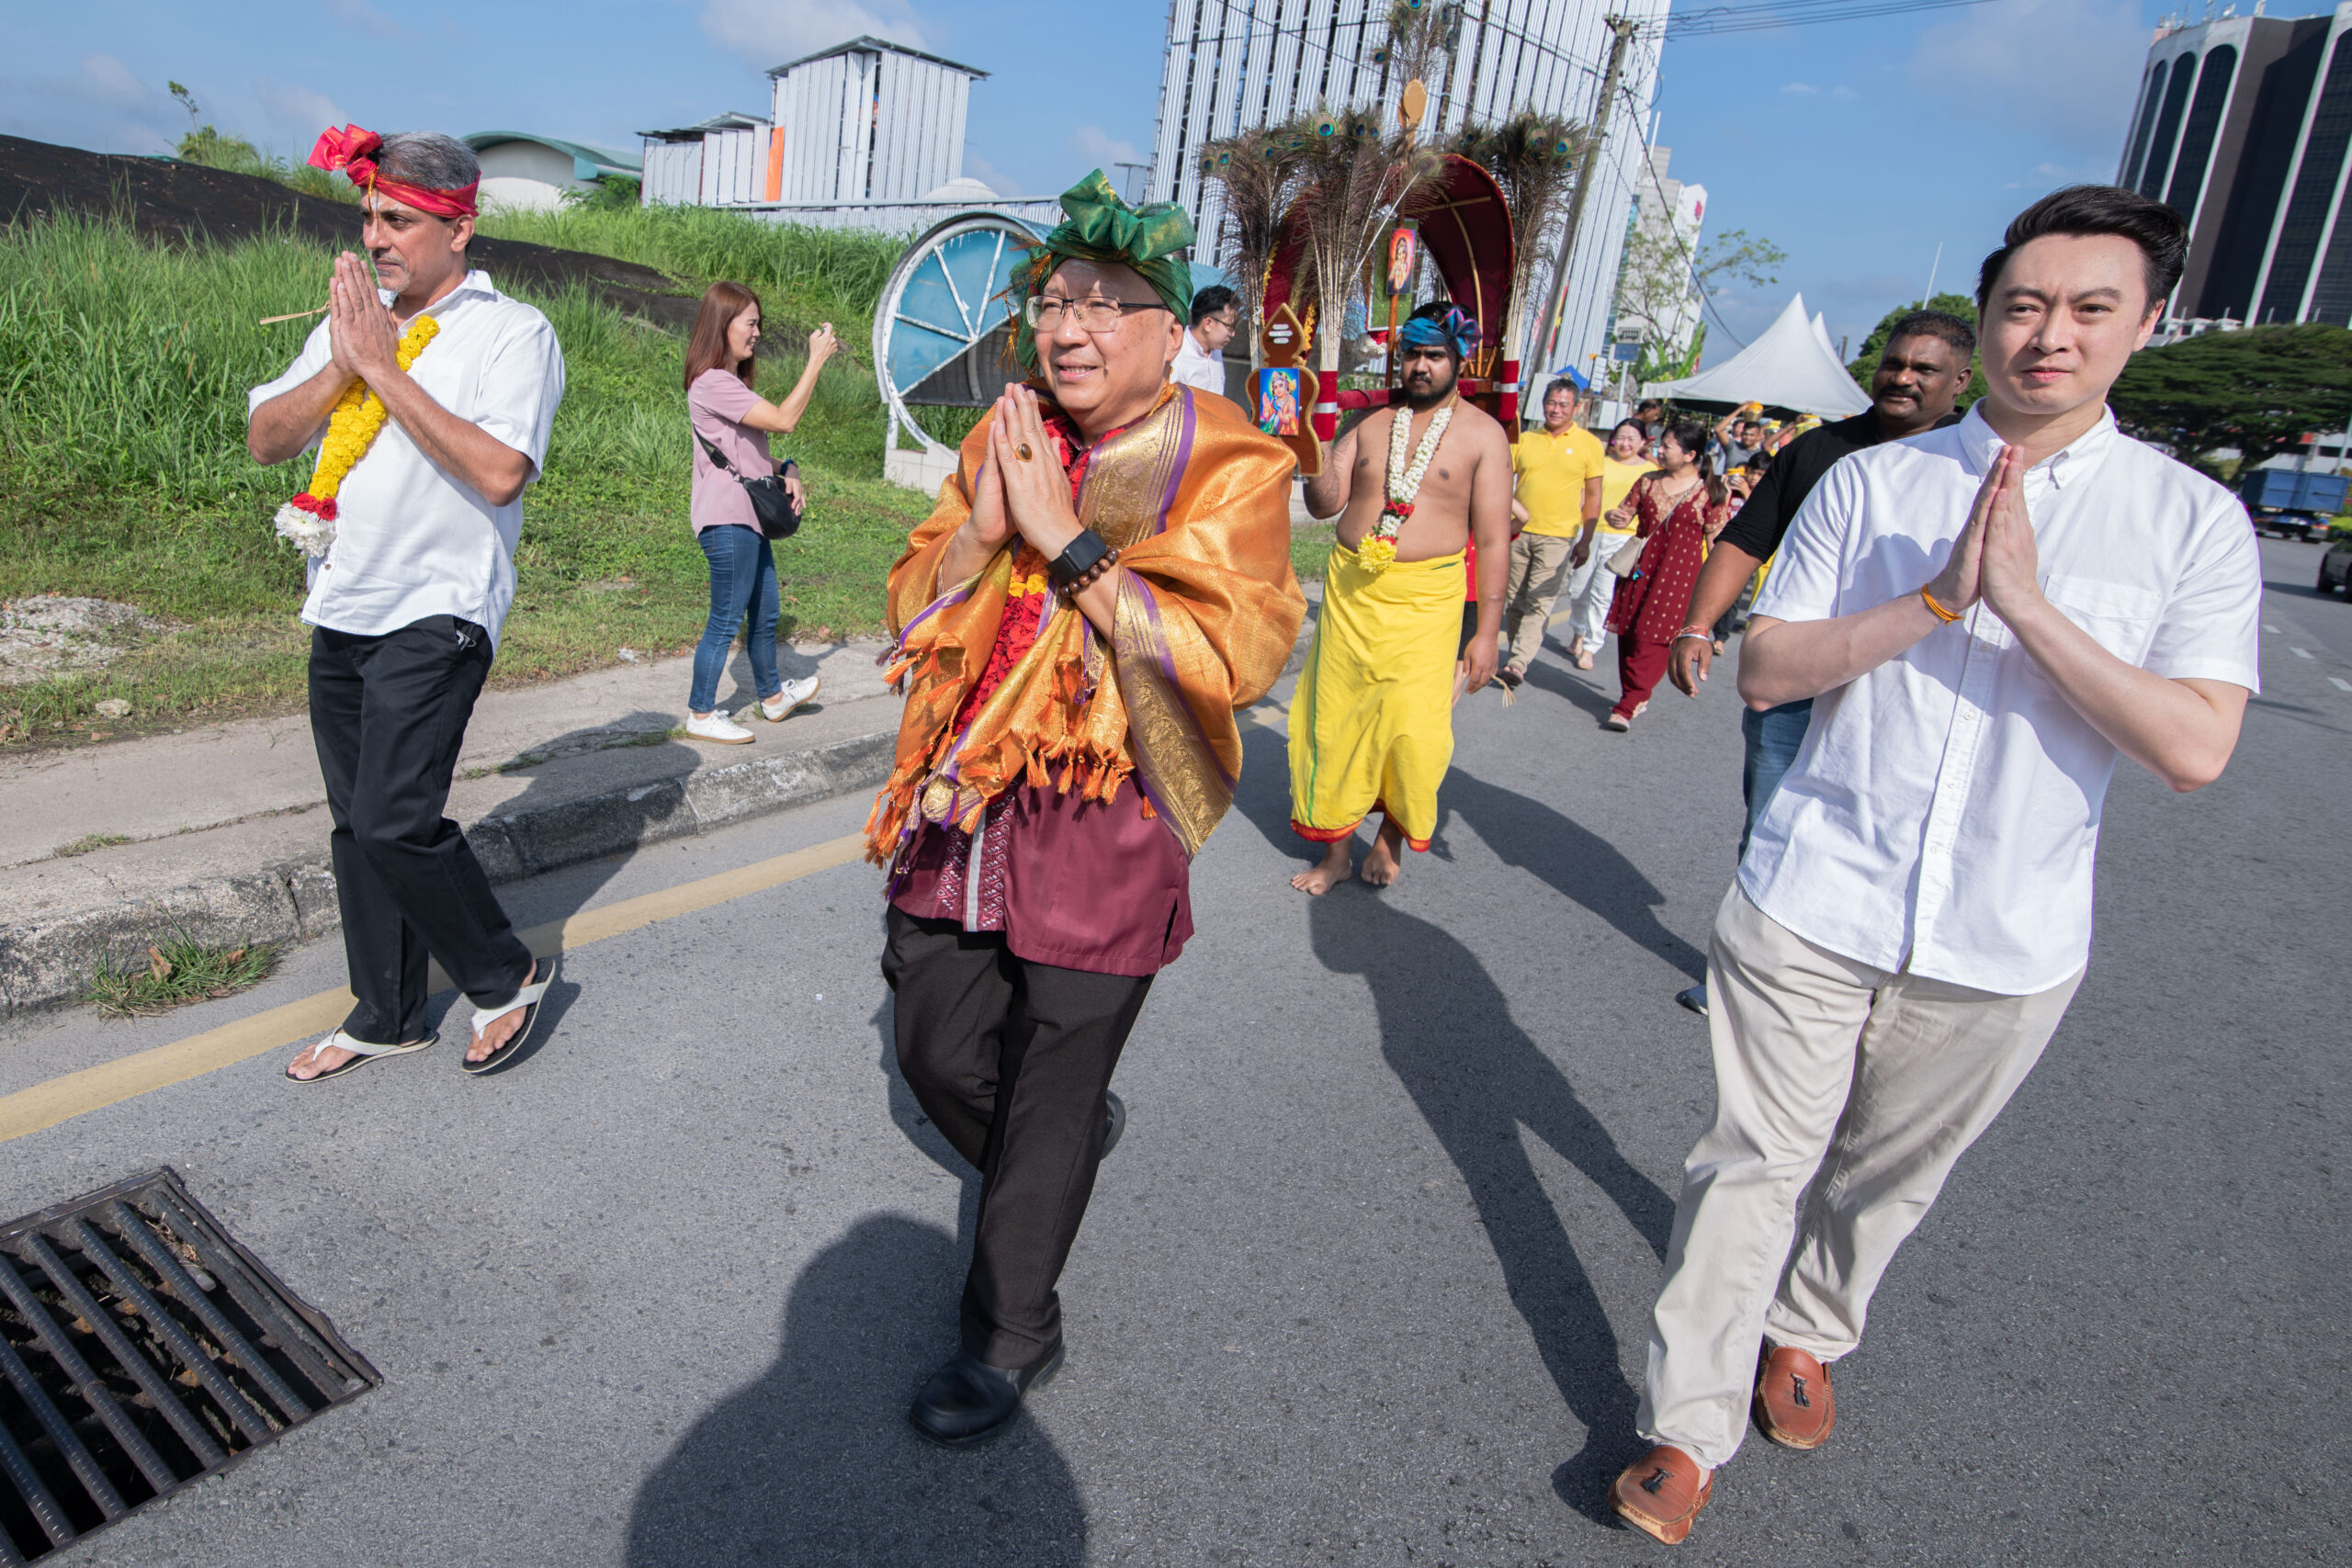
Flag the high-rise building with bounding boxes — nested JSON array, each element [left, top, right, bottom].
[[2118, 4, 2352, 326], [1611, 146, 1708, 368], [1145, 0, 1672, 376]]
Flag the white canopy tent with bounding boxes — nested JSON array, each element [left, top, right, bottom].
[[1646, 294, 1870, 417]]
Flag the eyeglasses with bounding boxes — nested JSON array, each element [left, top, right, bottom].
[[1024, 295, 1170, 333]]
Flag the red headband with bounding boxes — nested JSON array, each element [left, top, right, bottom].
[[308, 124, 480, 219]]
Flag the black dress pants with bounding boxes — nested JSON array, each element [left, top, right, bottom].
[[310, 616, 534, 1046], [882, 907, 1153, 1369]]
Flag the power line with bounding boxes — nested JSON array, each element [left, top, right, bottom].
[[1661, 0, 2002, 39]]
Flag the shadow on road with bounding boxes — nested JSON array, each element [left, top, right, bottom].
[[624, 1214, 1088, 1566], [1442, 770, 1708, 982], [1306, 889, 1675, 1523]]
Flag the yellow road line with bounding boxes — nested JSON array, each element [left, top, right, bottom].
[[0, 831, 869, 1145]]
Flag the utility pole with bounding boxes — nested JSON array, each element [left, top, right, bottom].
[[1533, 15, 1636, 378]]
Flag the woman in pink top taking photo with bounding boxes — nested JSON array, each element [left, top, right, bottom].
[[682, 280, 838, 744]]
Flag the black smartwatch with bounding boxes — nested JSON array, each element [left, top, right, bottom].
[[1046, 530, 1111, 589]]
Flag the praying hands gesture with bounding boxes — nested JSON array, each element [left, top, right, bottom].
[[938, 385, 1119, 634], [326, 252, 402, 384]]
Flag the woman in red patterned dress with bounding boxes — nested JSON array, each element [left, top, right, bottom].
[[1602, 418, 1732, 730]]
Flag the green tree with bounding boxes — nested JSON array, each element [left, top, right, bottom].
[[1845, 291, 1987, 407], [167, 80, 263, 174], [2109, 322, 2352, 479]]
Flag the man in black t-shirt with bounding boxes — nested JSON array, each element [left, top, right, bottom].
[[1664, 312, 1974, 1015]]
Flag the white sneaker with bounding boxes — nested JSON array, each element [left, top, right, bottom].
[[761, 676, 820, 721], [684, 710, 755, 745]]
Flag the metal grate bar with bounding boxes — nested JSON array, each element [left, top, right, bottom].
[[0, 1170, 377, 1562], [139, 1193, 354, 1401], [13, 1234, 228, 1471], [0, 1252, 177, 1493], [0, 1418, 70, 1553], [0, 1330, 123, 1518], [64, 1221, 275, 1446], [0, 1421, 65, 1551], [101, 1204, 311, 1422]]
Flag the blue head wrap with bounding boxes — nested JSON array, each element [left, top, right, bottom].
[[1397, 304, 1479, 361]]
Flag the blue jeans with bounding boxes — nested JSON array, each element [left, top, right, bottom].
[[690, 525, 781, 713], [1738, 697, 1813, 860]]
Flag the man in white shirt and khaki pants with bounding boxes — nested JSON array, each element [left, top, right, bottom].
[[1613, 186, 2261, 1544], [247, 129, 567, 1084]]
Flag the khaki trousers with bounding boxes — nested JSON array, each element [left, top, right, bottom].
[[1637, 887, 2083, 1470], [1502, 532, 1578, 673]]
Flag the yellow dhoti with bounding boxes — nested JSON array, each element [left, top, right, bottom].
[[1288, 542, 1464, 852]]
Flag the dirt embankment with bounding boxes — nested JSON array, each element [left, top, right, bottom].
[[0, 134, 698, 330]]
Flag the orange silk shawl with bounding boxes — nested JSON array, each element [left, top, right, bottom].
[[866, 383, 1305, 865]]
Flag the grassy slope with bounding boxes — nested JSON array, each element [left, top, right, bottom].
[[0, 210, 930, 741], [0, 204, 1327, 747]]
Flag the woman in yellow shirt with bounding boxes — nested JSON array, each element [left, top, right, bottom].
[[1563, 420, 1657, 670]]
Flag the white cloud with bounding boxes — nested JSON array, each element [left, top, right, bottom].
[[250, 78, 348, 143], [1910, 0, 2142, 149], [330, 0, 410, 40], [0, 53, 174, 153], [77, 53, 152, 108], [697, 0, 925, 68], [1067, 124, 1142, 172], [963, 152, 1019, 197], [1781, 82, 1820, 96]]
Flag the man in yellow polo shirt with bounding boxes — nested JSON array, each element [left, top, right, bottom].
[[1499, 376, 1604, 688]]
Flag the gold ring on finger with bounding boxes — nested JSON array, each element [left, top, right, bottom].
[[1017, 442, 1034, 461]]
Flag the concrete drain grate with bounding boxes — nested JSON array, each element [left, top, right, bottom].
[[0, 1168, 377, 1560]]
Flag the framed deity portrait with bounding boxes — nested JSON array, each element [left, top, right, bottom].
[[1257, 367, 1303, 436]]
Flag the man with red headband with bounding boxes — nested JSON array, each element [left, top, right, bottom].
[[249, 127, 567, 1084]]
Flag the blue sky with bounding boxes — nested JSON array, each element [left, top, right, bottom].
[[3, 0, 2318, 366]]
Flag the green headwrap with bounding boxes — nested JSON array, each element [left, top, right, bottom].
[[1010, 169, 1195, 372]]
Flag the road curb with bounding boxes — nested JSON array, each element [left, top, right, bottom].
[[0, 729, 897, 1017], [1, 608, 1319, 1017]]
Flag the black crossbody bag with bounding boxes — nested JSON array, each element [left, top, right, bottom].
[[695, 433, 802, 540]]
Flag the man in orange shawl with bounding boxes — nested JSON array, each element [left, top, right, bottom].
[[867, 171, 1305, 1446]]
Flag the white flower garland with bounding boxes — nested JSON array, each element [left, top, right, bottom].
[[1358, 402, 1453, 573]]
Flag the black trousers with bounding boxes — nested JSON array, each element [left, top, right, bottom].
[[310, 616, 534, 1045], [882, 907, 1153, 1369]]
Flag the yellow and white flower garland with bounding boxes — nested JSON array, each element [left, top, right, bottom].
[[1358, 400, 1453, 574], [273, 315, 441, 558]]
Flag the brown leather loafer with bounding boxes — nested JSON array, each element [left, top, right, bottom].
[[1612, 1445, 1713, 1545], [1753, 1343, 1836, 1450]]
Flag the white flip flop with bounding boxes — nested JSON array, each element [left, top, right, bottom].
[[463, 954, 558, 1077], [285, 1029, 435, 1084]]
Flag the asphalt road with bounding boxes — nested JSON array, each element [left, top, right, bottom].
[[0, 536, 2345, 1567]]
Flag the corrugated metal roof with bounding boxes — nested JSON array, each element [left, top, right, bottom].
[[636, 112, 768, 142], [464, 130, 641, 177], [766, 33, 987, 80]]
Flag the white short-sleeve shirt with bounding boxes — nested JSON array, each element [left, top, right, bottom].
[[247, 270, 565, 649], [1739, 402, 2262, 995], [1170, 328, 1227, 396]]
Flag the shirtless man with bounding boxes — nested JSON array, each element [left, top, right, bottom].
[[1286, 300, 1512, 892]]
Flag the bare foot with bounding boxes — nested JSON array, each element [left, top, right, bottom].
[[1290, 837, 1354, 895], [1360, 818, 1407, 887]]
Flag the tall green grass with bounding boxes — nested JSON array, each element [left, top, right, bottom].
[[475, 205, 905, 355], [0, 212, 928, 741]]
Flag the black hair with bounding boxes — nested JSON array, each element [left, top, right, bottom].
[[1189, 284, 1238, 326], [1542, 376, 1581, 403], [1883, 309, 1976, 363], [1610, 418, 1646, 445], [1659, 417, 1728, 508], [1975, 185, 2188, 317]]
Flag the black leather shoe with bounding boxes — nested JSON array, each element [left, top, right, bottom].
[[1102, 1090, 1126, 1158], [907, 1340, 1064, 1446]]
